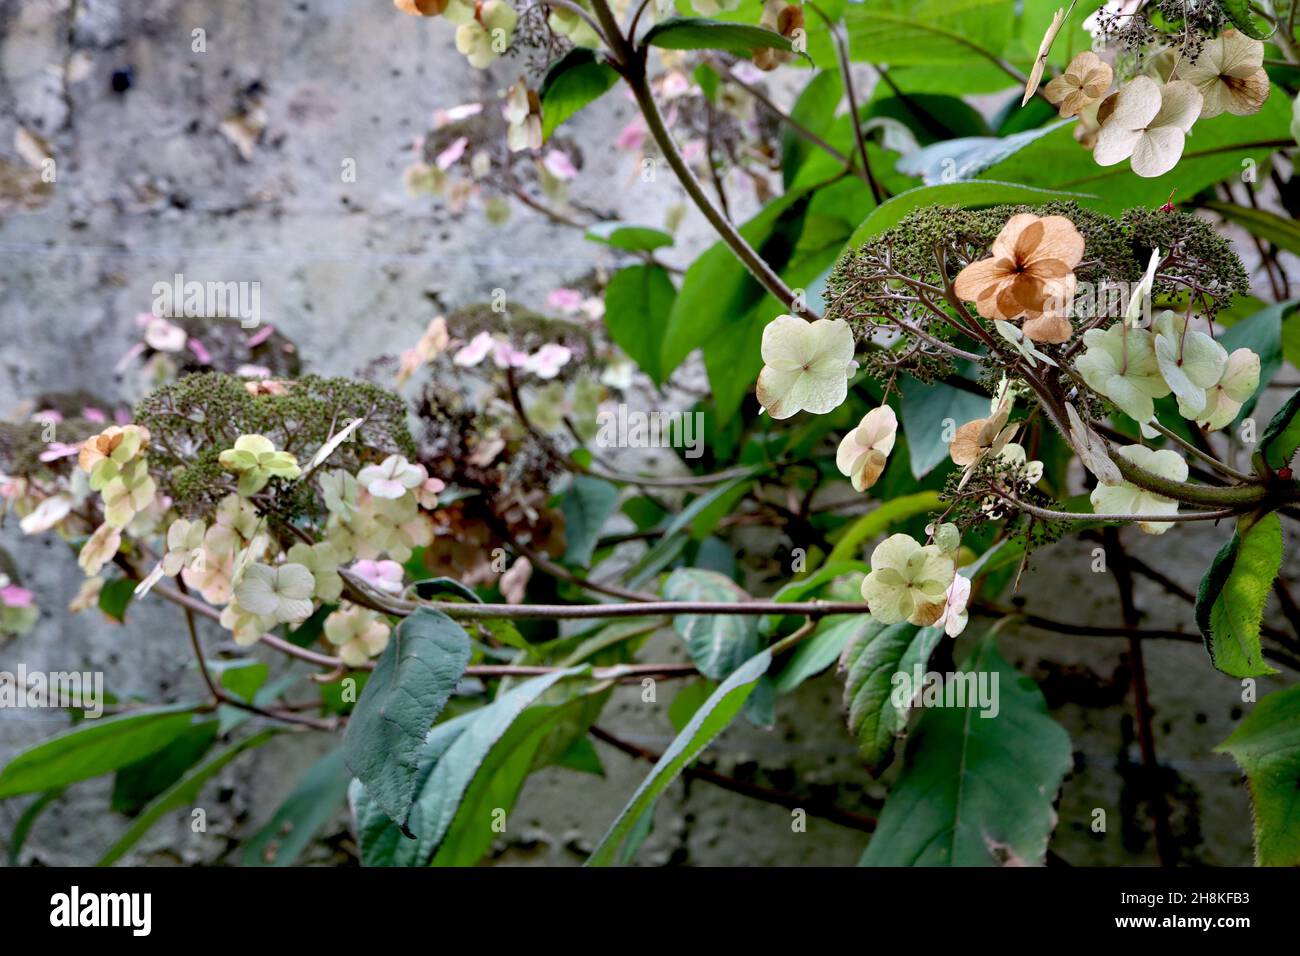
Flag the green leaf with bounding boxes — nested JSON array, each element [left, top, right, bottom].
[[242, 748, 352, 866], [849, 181, 1098, 248], [216, 660, 269, 703], [1195, 512, 1282, 678], [660, 189, 811, 377], [110, 719, 219, 815], [586, 649, 772, 865], [97, 577, 135, 623], [0, 704, 197, 798], [1218, 0, 1275, 40], [843, 0, 1016, 68], [826, 491, 944, 564], [1259, 388, 1300, 471], [896, 122, 1070, 183], [783, 70, 843, 187], [585, 221, 674, 252], [662, 568, 761, 681], [604, 264, 675, 385], [1205, 201, 1300, 256], [98, 730, 275, 865], [841, 621, 944, 770], [901, 377, 990, 478], [642, 17, 796, 54], [352, 668, 585, 866], [773, 614, 870, 694], [1215, 683, 1300, 866], [539, 48, 619, 140], [560, 475, 620, 568], [342, 609, 472, 832], [7, 787, 63, 865], [861, 640, 1072, 866]]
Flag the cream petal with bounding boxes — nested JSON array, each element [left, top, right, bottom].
[[1129, 127, 1184, 178], [1106, 75, 1162, 130], [1092, 125, 1142, 166], [1154, 80, 1203, 133]]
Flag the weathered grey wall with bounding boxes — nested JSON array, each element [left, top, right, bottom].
[[0, 0, 1293, 867]]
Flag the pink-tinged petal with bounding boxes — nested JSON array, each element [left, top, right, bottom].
[[245, 325, 274, 348], [435, 136, 469, 170], [188, 338, 213, 364], [1, 584, 35, 608]]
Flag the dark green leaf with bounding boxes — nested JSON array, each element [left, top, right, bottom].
[[849, 181, 1099, 249], [352, 668, 585, 866], [111, 719, 219, 815], [861, 640, 1071, 866], [901, 377, 990, 478], [7, 788, 63, 865], [604, 264, 675, 385], [342, 609, 472, 832], [539, 48, 619, 140], [98, 730, 276, 865], [585, 221, 674, 252], [242, 748, 352, 866], [643, 17, 796, 54], [0, 704, 197, 798], [1259, 388, 1300, 471], [561, 475, 620, 568], [1215, 683, 1300, 866], [773, 615, 867, 694], [841, 621, 944, 770], [662, 568, 761, 681], [1195, 512, 1282, 678], [1218, 0, 1275, 40], [97, 577, 135, 624], [587, 649, 772, 865]]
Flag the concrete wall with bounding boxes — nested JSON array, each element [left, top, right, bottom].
[[0, 0, 1293, 866]]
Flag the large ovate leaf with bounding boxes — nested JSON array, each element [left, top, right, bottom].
[[1259, 388, 1300, 471], [1218, 0, 1275, 40], [843, 0, 1017, 68], [242, 748, 352, 866], [604, 264, 675, 385], [643, 17, 796, 55], [861, 639, 1071, 866], [1195, 511, 1282, 678], [560, 475, 620, 568], [849, 180, 1099, 248], [110, 719, 219, 815], [662, 568, 761, 681], [841, 621, 944, 771], [352, 668, 585, 866], [586, 648, 772, 866], [0, 704, 197, 798], [98, 730, 276, 865], [539, 48, 619, 140], [900, 377, 990, 478], [1216, 684, 1300, 866], [342, 609, 472, 832], [896, 122, 1069, 183], [585, 221, 674, 252]]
